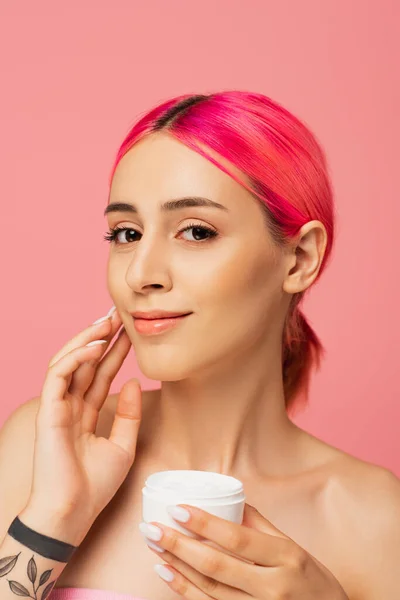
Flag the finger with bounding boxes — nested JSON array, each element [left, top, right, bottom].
[[145, 523, 259, 595], [165, 505, 294, 567], [81, 327, 132, 412], [155, 560, 209, 600], [68, 324, 128, 404], [107, 378, 142, 459], [38, 341, 111, 421], [53, 310, 123, 394], [70, 328, 131, 435], [47, 307, 121, 368], [149, 548, 252, 600]]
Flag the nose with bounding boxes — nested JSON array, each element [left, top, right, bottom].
[[125, 233, 172, 294]]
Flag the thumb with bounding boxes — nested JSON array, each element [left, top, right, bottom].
[[241, 503, 289, 539], [109, 378, 142, 458]]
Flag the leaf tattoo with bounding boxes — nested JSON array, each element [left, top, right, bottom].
[[38, 571, 52, 587], [0, 553, 55, 599], [27, 557, 37, 584], [8, 581, 31, 597], [0, 553, 21, 577], [41, 581, 55, 600]]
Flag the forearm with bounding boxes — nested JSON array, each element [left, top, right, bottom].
[[0, 504, 91, 599]]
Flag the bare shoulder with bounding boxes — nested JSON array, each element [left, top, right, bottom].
[[305, 430, 400, 530], [0, 396, 45, 541], [325, 449, 400, 515], [293, 429, 400, 597], [323, 451, 400, 599], [299, 426, 399, 502]]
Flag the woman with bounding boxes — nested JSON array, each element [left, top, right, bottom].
[[0, 91, 398, 600]]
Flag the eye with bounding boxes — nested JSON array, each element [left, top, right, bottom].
[[103, 226, 139, 244], [103, 223, 218, 245], [177, 222, 218, 242]]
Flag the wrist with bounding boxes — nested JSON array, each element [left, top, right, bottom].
[[18, 503, 92, 548]]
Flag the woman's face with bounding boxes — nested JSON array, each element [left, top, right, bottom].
[[106, 132, 293, 381]]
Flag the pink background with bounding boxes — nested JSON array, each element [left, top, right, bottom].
[[0, 1, 398, 475]]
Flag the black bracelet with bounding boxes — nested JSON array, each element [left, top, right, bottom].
[[7, 516, 78, 563]]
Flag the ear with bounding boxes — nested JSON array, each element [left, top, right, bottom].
[[282, 220, 328, 295]]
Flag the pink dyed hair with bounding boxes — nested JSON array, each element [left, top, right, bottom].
[[108, 91, 335, 413]]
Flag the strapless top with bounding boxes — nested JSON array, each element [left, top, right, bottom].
[[50, 587, 147, 600]]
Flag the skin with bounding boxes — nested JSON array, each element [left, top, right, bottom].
[[53, 131, 400, 599]]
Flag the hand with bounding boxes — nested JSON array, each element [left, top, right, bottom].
[[22, 307, 142, 542], [140, 503, 349, 599]]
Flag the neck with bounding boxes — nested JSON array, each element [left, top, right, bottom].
[[141, 340, 303, 481]]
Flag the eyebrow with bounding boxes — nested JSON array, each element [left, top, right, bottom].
[[104, 196, 228, 217]]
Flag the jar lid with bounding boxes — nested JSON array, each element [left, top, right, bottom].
[[144, 469, 244, 499]]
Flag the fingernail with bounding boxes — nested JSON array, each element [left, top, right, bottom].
[[154, 564, 174, 582], [138, 522, 163, 541], [107, 305, 117, 317], [166, 506, 190, 522], [86, 340, 107, 347], [92, 315, 111, 325], [144, 538, 165, 553]]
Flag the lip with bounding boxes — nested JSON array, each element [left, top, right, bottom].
[[131, 310, 192, 320], [133, 313, 191, 335]]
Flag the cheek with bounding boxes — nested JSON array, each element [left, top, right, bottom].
[[202, 245, 279, 309], [194, 247, 283, 346], [106, 263, 120, 298]]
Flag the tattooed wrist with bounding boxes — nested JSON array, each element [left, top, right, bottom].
[[7, 517, 78, 563], [0, 514, 79, 599], [0, 551, 56, 600]]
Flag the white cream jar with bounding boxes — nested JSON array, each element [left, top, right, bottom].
[[142, 469, 245, 539]]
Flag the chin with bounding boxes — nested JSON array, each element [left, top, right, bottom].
[[135, 353, 193, 382], [133, 335, 226, 382]]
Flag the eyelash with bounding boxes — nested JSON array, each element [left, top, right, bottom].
[[103, 222, 218, 245]]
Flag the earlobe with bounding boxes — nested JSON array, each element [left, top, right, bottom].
[[282, 269, 306, 295]]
